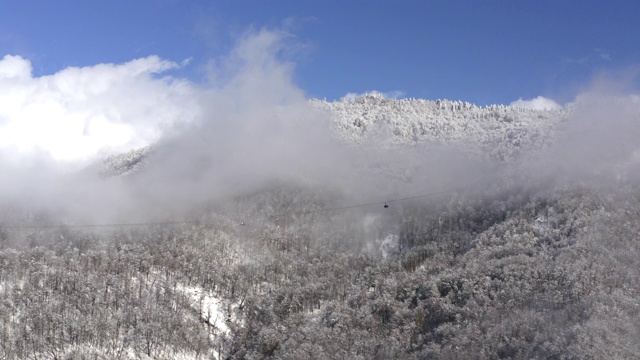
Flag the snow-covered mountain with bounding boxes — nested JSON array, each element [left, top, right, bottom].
[[2, 96, 640, 359], [102, 95, 571, 177], [312, 94, 570, 161]]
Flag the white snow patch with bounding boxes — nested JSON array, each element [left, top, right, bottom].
[[175, 284, 230, 334]]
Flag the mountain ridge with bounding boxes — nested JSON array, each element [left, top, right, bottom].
[[102, 96, 573, 177]]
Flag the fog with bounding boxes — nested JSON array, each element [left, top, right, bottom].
[[519, 72, 640, 191], [0, 29, 351, 224], [1, 28, 640, 227]]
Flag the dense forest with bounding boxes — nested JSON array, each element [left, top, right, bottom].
[[1, 96, 639, 359]]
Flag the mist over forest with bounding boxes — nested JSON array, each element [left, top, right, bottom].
[[1, 29, 640, 359]]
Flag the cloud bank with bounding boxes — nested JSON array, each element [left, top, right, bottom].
[[1, 27, 640, 228], [0, 28, 352, 223], [0, 54, 199, 163]]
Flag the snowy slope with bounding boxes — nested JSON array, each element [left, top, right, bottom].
[[3, 96, 640, 359], [311, 94, 570, 161], [101, 96, 570, 176], [99, 145, 152, 177]]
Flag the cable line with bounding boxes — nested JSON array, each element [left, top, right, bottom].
[[274, 189, 453, 217], [0, 220, 200, 230], [0, 189, 456, 231]]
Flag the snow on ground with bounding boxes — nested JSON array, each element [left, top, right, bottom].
[[311, 95, 569, 161], [174, 284, 230, 335]]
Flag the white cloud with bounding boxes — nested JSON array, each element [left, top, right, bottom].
[[510, 96, 562, 110], [0, 54, 200, 163], [0, 28, 337, 223], [343, 90, 406, 101], [0, 54, 33, 79]]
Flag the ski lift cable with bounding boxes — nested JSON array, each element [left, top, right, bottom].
[[0, 220, 200, 230], [274, 189, 453, 217], [0, 189, 456, 231]]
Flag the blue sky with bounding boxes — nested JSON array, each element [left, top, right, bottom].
[[1, 0, 638, 106]]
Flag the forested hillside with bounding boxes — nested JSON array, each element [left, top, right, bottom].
[[1, 95, 639, 359], [312, 95, 570, 161]]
